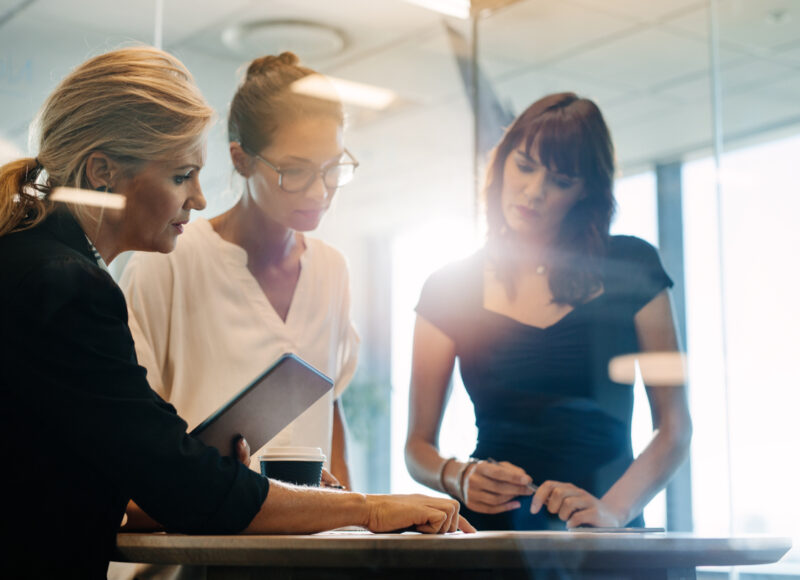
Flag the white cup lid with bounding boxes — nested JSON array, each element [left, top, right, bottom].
[[259, 446, 325, 462]]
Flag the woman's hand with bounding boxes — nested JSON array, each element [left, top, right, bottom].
[[365, 494, 476, 534], [530, 480, 624, 528], [321, 469, 345, 489], [462, 460, 534, 514], [234, 436, 251, 467]]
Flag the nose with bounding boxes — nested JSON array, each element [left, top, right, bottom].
[[522, 169, 546, 202], [304, 172, 331, 202], [184, 183, 207, 212]]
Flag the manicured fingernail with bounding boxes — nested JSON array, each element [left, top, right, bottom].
[[511, 502, 521, 509], [240, 438, 248, 447], [530, 502, 540, 514]]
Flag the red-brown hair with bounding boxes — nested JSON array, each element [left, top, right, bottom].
[[483, 92, 616, 305]]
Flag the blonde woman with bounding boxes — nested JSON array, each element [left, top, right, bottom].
[[0, 46, 471, 580], [120, 52, 359, 489]]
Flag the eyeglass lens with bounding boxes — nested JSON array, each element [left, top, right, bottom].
[[280, 162, 356, 193]]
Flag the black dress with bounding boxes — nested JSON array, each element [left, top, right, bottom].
[[416, 236, 672, 530], [0, 209, 269, 579]]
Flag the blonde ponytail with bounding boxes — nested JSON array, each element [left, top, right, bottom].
[[0, 157, 47, 236]]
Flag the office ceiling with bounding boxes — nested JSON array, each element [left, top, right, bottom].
[[1, 0, 799, 228]]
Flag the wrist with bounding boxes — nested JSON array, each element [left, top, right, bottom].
[[349, 491, 372, 529], [441, 460, 466, 499], [456, 459, 479, 503], [601, 496, 631, 527], [437, 457, 456, 494]]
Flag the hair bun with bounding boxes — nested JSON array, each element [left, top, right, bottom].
[[246, 52, 301, 79]]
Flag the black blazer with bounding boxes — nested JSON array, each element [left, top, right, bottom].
[[0, 209, 268, 579]]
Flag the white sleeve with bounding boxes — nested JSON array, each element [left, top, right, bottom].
[[333, 256, 360, 400], [118, 252, 175, 400]]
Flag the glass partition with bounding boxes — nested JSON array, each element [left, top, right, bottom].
[[0, 1, 797, 575]]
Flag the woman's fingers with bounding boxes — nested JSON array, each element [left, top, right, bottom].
[[530, 481, 616, 526], [234, 436, 251, 466], [320, 469, 342, 488], [558, 495, 591, 522], [471, 469, 533, 497], [469, 498, 522, 514], [466, 483, 519, 506], [463, 460, 534, 513], [367, 495, 474, 534], [567, 508, 599, 529], [530, 480, 582, 514], [479, 461, 532, 487], [457, 514, 477, 533], [464, 461, 533, 510]]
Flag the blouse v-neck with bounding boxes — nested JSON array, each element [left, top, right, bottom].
[[480, 262, 606, 332], [202, 219, 310, 328]]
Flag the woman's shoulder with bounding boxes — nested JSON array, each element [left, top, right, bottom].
[[426, 249, 484, 285], [419, 250, 483, 303], [605, 235, 673, 304], [14, 251, 122, 326], [607, 234, 660, 261], [606, 235, 668, 276], [0, 213, 114, 300]]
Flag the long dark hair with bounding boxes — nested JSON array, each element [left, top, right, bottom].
[[483, 92, 616, 306]]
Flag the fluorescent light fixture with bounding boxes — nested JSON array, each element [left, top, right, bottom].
[[608, 351, 687, 388], [404, 0, 471, 19], [50, 187, 126, 210], [290, 74, 397, 110]]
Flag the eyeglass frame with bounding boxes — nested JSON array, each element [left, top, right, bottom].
[[244, 146, 359, 193]]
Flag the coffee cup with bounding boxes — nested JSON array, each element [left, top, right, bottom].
[[259, 446, 325, 486]]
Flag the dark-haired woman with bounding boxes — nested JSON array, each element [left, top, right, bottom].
[[405, 92, 692, 531], [120, 52, 358, 490]]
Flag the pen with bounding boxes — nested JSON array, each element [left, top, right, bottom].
[[486, 457, 538, 493]]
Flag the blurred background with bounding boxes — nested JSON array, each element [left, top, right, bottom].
[[1, 1, 798, 576]]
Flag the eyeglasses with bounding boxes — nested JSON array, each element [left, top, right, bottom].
[[249, 148, 359, 193]]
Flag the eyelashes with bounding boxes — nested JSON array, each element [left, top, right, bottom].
[[173, 170, 195, 185]]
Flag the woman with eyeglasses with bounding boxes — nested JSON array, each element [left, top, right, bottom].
[[119, 52, 360, 491], [405, 93, 692, 531], [0, 47, 471, 580]]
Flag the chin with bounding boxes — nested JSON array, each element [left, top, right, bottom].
[[149, 234, 179, 254], [291, 217, 323, 232]]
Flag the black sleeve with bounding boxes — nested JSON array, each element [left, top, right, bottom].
[[12, 257, 268, 534], [606, 236, 674, 313], [415, 256, 477, 341]]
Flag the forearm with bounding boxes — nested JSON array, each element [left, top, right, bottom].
[[405, 437, 464, 497], [602, 424, 691, 525], [243, 480, 368, 534], [330, 402, 352, 490]]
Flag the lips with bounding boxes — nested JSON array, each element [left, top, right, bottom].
[[513, 205, 540, 220], [171, 220, 188, 234], [295, 208, 326, 220]]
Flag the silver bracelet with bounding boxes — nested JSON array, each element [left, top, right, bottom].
[[437, 457, 456, 494], [456, 458, 479, 503]]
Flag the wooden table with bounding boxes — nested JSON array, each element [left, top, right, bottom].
[[114, 530, 791, 579]]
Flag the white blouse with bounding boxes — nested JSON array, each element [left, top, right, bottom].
[[119, 218, 359, 468]]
